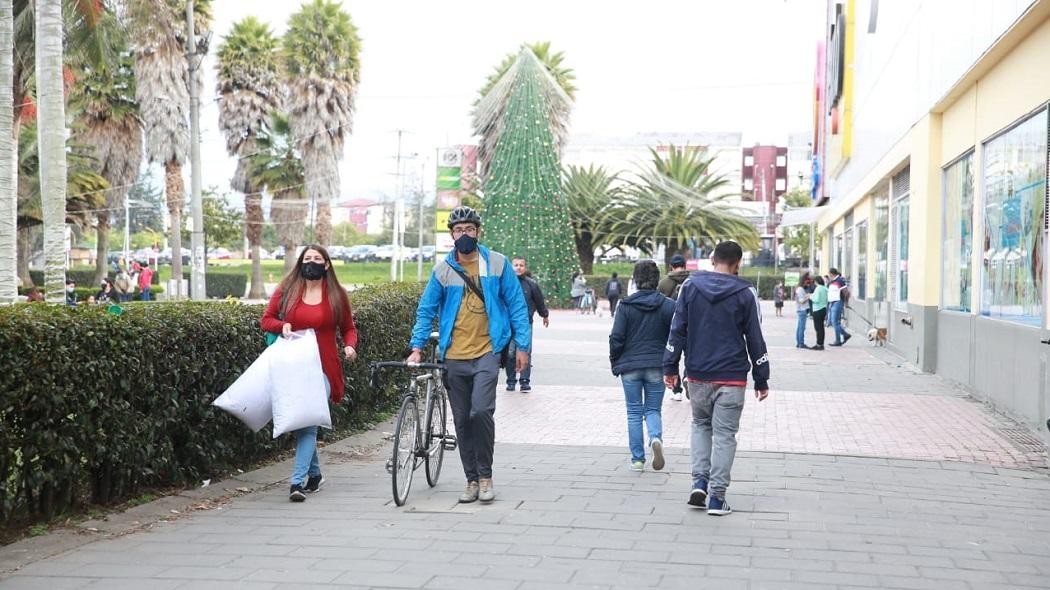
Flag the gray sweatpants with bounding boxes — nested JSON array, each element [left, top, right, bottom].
[[687, 381, 746, 500], [443, 353, 501, 481]]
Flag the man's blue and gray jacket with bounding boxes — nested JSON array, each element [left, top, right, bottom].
[[410, 245, 532, 360]]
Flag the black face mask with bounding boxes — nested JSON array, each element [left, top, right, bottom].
[[300, 261, 327, 281], [454, 234, 478, 255]]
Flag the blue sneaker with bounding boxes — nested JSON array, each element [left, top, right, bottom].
[[687, 479, 708, 508], [707, 496, 732, 516]]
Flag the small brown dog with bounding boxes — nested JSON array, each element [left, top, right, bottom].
[[866, 327, 887, 346]]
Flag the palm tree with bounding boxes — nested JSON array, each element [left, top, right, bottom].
[[123, 0, 211, 299], [283, 0, 361, 248], [216, 16, 280, 298], [613, 146, 759, 267], [562, 164, 618, 274], [70, 48, 143, 285], [35, 0, 66, 303], [474, 42, 574, 180], [0, 0, 15, 303], [248, 113, 306, 273]]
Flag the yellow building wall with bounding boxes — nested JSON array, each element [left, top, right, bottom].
[[908, 115, 943, 307], [937, 15, 1050, 319]]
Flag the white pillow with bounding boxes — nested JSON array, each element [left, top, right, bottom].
[[213, 348, 274, 432], [270, 329, 332, 438]]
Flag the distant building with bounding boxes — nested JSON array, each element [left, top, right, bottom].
[[741, 145, 788, 235]]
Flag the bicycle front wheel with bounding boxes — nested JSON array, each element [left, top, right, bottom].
[[424, 388, 447, 487], [391, 396, 419, 506]]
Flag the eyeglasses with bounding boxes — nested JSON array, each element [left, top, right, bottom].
[[451, 226, 478, 237]]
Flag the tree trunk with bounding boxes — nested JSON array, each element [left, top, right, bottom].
[[283, 240, 295, 273], [17, 225, 31, 287], [574, 231, 593, 275], [94, 212, 110, 285], [165, 160, 185, 299], [0, 0, 15, 304], [245, 193, 265, 299], [35, 0, 66, 304], [315, 199, 331, 248]]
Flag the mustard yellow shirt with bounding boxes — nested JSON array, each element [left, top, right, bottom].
[[445, 257, 492, 360]]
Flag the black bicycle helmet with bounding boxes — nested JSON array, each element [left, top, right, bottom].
[[447, 206, 481, 229]]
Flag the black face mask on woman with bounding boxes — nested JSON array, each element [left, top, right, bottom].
[[454, 234, 478, 255], [300, 261, 327, 281]]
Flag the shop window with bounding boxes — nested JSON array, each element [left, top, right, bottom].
[[874, 188, 889, 301], [980, 108, 1047, 326], [942, 151, 974, 312], [894, 195, 910, 309], [856, 221, 868, 300]]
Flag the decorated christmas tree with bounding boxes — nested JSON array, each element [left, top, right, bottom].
[[473, 48, 578, 300]]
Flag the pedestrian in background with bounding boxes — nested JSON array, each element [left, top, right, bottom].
[[262, 245, 359, 502], [773, 282, 785, 317], [609, 260, 675, 472], [810, 276, 828, 350], [663, 241, 770, 516], [605, 272, 623, 317], [138, 262, 154, 301], [506, 257, 549, 392], [795, 276, 811, 348]]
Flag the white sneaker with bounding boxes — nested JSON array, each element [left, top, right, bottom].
[[670, 391, 684, 402]]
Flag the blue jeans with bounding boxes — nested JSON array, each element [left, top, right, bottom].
[[290, 377, 330, 485], [828, 301, 849, 343], [688, 382, 745, 500], [505, 330, 533, 386], [795, 309, 808, 347], [620, 368, 665, 462], [140, 287, 151, 301], [291, 426, 321, 486]]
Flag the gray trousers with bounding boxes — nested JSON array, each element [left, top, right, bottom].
[[443, 353, 501, 481], [687, 381, 745, 500]]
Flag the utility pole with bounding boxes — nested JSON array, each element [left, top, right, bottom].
[[186, 0, 205, 300], [417, 160, 426, 282], [390, 130, 404, 282]]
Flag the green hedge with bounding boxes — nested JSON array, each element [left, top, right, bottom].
[[0, 282, 423, 526], [17, 285, 166, 302], [30, 268, 160, 287], [182, 271, 248, 299]]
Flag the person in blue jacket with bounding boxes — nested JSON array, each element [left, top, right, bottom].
[[663, 241, 770, 516], [407, 206, 531, 504], [609, 260, 675, 472]]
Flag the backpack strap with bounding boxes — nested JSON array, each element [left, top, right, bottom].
[[451, 266, 485, 303]]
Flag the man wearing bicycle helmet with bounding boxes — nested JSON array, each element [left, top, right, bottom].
[[407, 206, 531, 504]]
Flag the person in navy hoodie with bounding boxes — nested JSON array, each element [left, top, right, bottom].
[[663, 241, 770, 516]]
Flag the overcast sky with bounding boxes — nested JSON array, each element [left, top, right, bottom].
[[195, 0, 827, 205]]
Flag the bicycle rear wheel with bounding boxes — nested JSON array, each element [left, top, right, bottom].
[[391, 396, 419, 506], [424, 387, 447, 487]]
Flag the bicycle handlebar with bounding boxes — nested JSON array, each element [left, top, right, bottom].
[[368, 360, 446, 391]]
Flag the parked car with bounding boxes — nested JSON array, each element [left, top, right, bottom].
[[342, 244, 378, 262], [274, 245, 305, 261], [158, 247, 190, 265], [208, 247, 233, 260], [374, 244, 395, 261]]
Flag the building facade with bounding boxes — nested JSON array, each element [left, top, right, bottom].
[[813, 0, 1050, 433], [742, 145, 789, 234]]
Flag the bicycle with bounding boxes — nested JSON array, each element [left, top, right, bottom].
[[368, 358, 456, 506]]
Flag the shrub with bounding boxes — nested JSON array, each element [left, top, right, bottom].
[[30, 268, 160, 287], [17, 285, 165, 302], [582, 272, 787, 301], [0, 282, 423, 525], [182, 271, 248, 299]]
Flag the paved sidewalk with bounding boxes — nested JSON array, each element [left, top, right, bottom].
[[2, 304, 1049, 590]]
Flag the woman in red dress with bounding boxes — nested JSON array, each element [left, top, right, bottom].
[[262, 245, 359, 502]]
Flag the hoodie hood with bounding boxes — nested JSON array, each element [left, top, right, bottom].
[[693, 271, 753, 304], [667, 269, 691, 283], [621, 289, 669, 311]]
